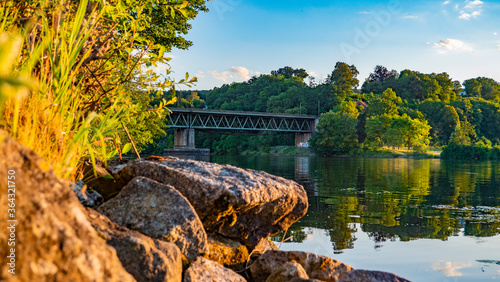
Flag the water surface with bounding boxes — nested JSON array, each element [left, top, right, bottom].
[[211, 156, 500, 282]]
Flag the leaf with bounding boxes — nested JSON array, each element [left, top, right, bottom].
[[121, 143, 133, 154], [101, 174, 115, 180]]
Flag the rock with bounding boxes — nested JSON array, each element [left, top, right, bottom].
[[0, 131, 134, 281], [109, 159, 308, 247], [183, 257, 246, 282], [72, 180, 104, 208], [206, 234, 249, 270], [338, 269, 412, 282], [86, 208, 182, 282], [97, 176, 208, 261], [81, 159, 125, 202], [249, 250, 353, 282], [266, 261, 309, 282], [251, 238, 279, 258]]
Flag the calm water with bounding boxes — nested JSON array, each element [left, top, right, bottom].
[[210, 156, 500, 282]]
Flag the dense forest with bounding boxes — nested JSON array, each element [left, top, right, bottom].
[[152, 63, 500, 159]]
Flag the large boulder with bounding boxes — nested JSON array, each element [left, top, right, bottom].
[[97, 176, 208, 261], [206, 234, 250, 270], [265, 261, 310, 282], [0, 131, 134, 281], [250, 250, 411, 282], [109, 159, 308, 247], [183, 257, 246, 282], [86, 208, 182, 282], [337, 269, 411, 282], [249, 250, 353, 282]]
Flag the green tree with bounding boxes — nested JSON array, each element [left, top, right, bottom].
[[364, 114, 394, 149], [463, 78, 482, 97], [271, 66, 309, 80], [310, 101, 360, 155], [326, 62, 359, 102], [449, 120, 477, 145], [384, 115, 431, 151], [125, 0, 209, 52], [366, 88, 402, 117]]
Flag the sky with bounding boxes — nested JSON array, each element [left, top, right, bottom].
[[163, 0, 500, 90]]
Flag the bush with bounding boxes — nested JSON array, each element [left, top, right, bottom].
[[441, 143, 498, 160]]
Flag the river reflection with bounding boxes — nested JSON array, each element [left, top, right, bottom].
[[211, 156, 500, 281]]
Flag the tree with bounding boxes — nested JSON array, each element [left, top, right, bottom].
[[271, 66, 309, 80], [463, 78, 482, 98], [125, 0, 209, 52], [449, 120, 477, 146], [464, 77, 500, 100], [384, 115, 431, 151], [368, 65, 393, 83], [327, 62, 360, 90], [366, 88, 402, 117], [310, 101, 360, 155], [364, 114, 394, 149]]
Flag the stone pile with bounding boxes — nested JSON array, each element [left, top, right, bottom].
[[0, 131, 411, 282]]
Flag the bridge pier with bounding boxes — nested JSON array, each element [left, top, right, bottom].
[[295, 133, 312, 147], [174, 128, 195, 148]]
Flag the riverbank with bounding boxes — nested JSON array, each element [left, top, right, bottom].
[[238, 146, 441, 159]]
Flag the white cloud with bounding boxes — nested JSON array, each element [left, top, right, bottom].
[[458, 0, 483, 19], [208, 67, 260, 82], [432, 261, 473, 277], [443, 0, 451, 4], [459, 10, 481, 19], [433, 39, 474, 53], [230, 67, 251, 80], [359, 11, 370, 14], [195, 71, 205, 79], [494, 32, 498, 36], [402, 15, 419, 19], [208, 70, 232, 82], [496, 45, 500, 50], [464, 0, 483, 9]]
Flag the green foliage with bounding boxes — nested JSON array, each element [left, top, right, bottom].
[[384, 114, 431, 152], [441, 143, 500, 160], [123, 0, 208, 52], [364, 114, 394, 149], [199, 61, 500, 156], [463, 77, 500, 100], [0, 0, 204, 179], [310, 102, 360, 155], [271, 66, 309, 80], [365, 88, 402, 117], [449, 120, 477, 146], [364, 114, 431, 152]]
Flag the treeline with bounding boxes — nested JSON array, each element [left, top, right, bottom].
[[160, 64, 500, 158]]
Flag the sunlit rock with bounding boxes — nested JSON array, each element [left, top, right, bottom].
[[109, 158, 308, 247]]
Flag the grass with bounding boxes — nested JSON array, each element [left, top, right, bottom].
[[0, 0, 123, 180]]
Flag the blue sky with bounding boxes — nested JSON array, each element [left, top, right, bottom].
[[164, 0, 500, 90]]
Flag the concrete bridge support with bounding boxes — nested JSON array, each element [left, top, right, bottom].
[[295, 133, 312, 147], [174, 128, 195, 148]]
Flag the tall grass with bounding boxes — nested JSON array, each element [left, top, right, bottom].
[[0, 0, 123, 179]]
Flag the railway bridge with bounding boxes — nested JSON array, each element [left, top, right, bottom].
[[166, 108, 318, 149]]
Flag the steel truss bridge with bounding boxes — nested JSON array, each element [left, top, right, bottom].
[[166, 108, 318, 149], [167, 108, 318, 134]]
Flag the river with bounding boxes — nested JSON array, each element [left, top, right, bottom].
[[207, 156, 500, 282]]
